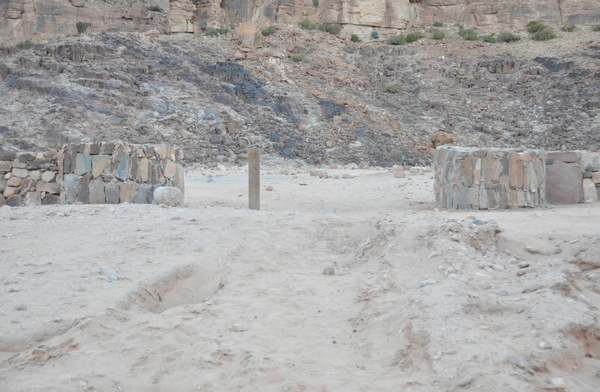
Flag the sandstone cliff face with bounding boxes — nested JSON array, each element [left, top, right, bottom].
[[1, 0, 600, 43], [0, 0, 169, 42]]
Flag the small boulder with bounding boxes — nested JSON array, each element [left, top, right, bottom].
[[153, 186, 183, 207], [432, 130, 454, 149]]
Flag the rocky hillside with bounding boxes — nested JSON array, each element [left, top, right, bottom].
[[1, 22, 599, 167]]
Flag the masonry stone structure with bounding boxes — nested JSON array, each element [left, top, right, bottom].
[[0, 142, 184, 207], [434, 146, 600, 210]]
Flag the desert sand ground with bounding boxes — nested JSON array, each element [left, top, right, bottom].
[[1, 163, 599, 391]]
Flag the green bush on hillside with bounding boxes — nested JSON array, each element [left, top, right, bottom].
[[593, 24, 600, 32], [531, 28, 556, 41], [16, 40, 34, 49], [496, 31, 521, 43], [371, 31, 379, 39], [526, 21, 546, 33], [406, 32, 424, 43], [385, 83, 399, 93], [459, 28, 478, 41], [76, 22, 91, 34], [318, 22, 342, 35], [561, 23, 575, 32], [262, 26, 277, 36], [482, 33, 496, 43], [430, 28, 445, 40], [386, 34, 406, 45], [433, 22, 444, 27], [350, 34, 361, 43], [299, 19, 316, 30], [291, 53, 308, 62]]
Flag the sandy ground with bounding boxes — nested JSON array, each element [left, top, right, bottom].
[[1, 165, 599, 391]]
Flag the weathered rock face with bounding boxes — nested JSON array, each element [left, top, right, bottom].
[[2, 0, 600, 42], [0, 0, 169, 42]]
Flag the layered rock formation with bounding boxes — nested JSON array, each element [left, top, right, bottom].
[[2, 0, 600, 42]]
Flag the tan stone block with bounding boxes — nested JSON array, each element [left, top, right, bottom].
[[473, 158, 481, 185], [154, 145, 168, 160], [3, 186, 18, 198], [394, 170, 406, 178], [7, 177, 22, 187], [41, 171, 56, 182], [92, 155, 110, 178], [138, 158, 149, 182], [583, 179, 598, 203], [516, 161, 524, 189], [120, 182, 139, 203], [592, 171, 600, 184], [509, 152, 518, 188], [0, 161, 10, 173], [164, 160, 176, 178], [24, 191, 42, 206], [29, 170, 42, 181], [12, 168, 29, 178]]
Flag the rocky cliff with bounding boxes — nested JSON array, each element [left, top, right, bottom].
[[2, 0, 600, 43]]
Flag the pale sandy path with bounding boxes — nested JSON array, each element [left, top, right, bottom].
[[1, 167, 599, 391]]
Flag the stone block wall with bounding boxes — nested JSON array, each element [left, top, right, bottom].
[[434, 146, 546, 210], [60, 143, 185, 205], [0, 151, 61, 207], [1, 143, 184, 207], [546, 151, 600, 204]]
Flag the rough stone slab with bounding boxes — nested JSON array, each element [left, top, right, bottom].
[[89, 143, 101, 155], [154, 145, 168, 160], [63, 174, 78, 203], [583, 178, 599, 203], [173, 164, 185, 198], [37, 182, 61, 194], [116, 154, 130, 181], [3, 186, 19, 198], [120, 182, 139, 203], [133, 184, 151, 204], [91, 155, 110, 178], [546, 162, 582, 205], [547, 151, 578, 163], [12, 168, 29, 178], [89, 178, 105, 204], [129, 154, 138, 181], [19, 178, 34, 195], [105, 183, 120, 204], [42, 194, 60, 205], [0, 176, 6, 193], [100, 142, 116, 155], [41, 171, 56, 182], [593, 171, 600, 184], [26, 159, 52, 170], [18, 153, 36, 162], [77, 173, 91, 203], [6, 195, 23, 207], [163, 159, 176, 178], [0, 161, 11, 173], [7, 177, 22, 187], [24, 191, 42, 206], [0, 195, 5, 207], [29, 170, 42, 180], [76, 153, 92, 176], [138, 158, 149, 182]]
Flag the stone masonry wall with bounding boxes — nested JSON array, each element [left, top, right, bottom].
[[60, 143, 184, 205], [434, 146, 546, 210], [546, 151, 600, 204], [0, 151, 61, 207]]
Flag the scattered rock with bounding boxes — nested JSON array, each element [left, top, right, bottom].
[[323, 267, 335, 276]]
